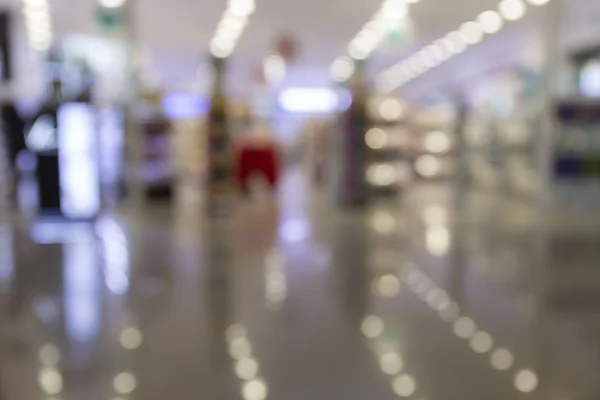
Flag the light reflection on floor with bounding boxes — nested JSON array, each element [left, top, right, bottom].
[[1, 174, 600, 400]]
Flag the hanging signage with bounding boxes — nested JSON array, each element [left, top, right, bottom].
[[96, 7, 125, 32]]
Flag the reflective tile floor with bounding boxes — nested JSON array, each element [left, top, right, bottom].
[[1, 170, 600, 400]]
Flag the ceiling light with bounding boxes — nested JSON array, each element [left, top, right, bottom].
[[348, 43, 368, 60], [499, 0, 527, 21], [419, 50, 435, 68], [23, 2, 49, 13], [26, 21, 51, 34], [477, 10, 503, 34], [210, 39, 234, 58], [219, 14, 247, 32], [215, 28, 240, 42], [409, 54, 425, 73], [357, 29, 380, 47], [209, 0, 255, 58], [29, 30, 52, 42], [401, 63, 413, 77], [446, 31, 466, 54], [30, 41, 51, 51], [390, 64, 406, 79], [375, 75, 395, 93], [100, 0, 126, 8], [23, 8, 50, 21], [459, 21, 483, 44], [435, 38, 454, 57], [228, 0, 255, 16], [330, 56, 355, 82], [381, 0, 408, 19], [374, 0, 551, 92], [24, 0, 49, 6], [426, 44, 444, 63]]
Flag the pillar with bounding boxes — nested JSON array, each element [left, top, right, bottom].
[[206, 55, 233, 215], [335, 59, 370, 207]]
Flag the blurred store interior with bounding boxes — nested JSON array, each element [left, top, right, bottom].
[[1, 0, 600, 399]]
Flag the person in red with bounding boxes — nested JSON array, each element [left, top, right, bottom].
[[234, 118, 280, 195]]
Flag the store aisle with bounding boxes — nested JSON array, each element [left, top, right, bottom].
[[0, 171, 600, 400]]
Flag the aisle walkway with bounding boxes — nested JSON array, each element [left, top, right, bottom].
[[1, 170, 599, 400]]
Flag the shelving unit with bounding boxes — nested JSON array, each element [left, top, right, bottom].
[[409, 105, 457, 181], [365, 96, 413, 197]]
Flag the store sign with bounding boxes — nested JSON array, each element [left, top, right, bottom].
[[96, 7, 125, 31], [381, 19, 413, 53]]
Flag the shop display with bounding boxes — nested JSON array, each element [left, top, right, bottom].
[[365, 96, 412, 195], [29, 77, 101, 218], [136, 96, 174, 200], [573, 45, 600, 98], [549, 100, 600, 209], [463, 68, 540, 198], [553, 101, 600, 179], [579, 58, 600, 98], [409, 104, 457, 181]]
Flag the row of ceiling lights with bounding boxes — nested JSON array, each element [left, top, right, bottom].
[[23, 0, 127, 53], [330, 0, 421, 82], [376, 0, 552, 92], [22, 0, 53, 52], [209, 0, 256, 58]]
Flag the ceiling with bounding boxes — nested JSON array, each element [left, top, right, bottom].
[[4, 0, 600, 101]]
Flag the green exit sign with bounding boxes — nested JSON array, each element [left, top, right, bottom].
[[97, 7, 124, 30]]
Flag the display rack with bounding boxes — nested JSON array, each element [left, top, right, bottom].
[[409, 105, 457, 182], [136, 95, 174, 200], [364, 96, 413, 197]]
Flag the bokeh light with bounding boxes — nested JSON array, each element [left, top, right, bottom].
[[514, 369, 539, 392], [380, 352, 404, 375], [366, 128, 388, 149], [453, 317, 477, 339], [377, 274, 401, 297], [120, 327, 143, 350], [490, 348, 514, 370], [361, 316, 384, 338], [38, 368, 63, 395], [242, 378, 268, 400], [235, 358, 260, 380], [392, 374, 416, 397], [113, 372, 137, 394]]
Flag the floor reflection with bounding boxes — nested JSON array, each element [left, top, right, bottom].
[[1, 178, 600, 399]]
